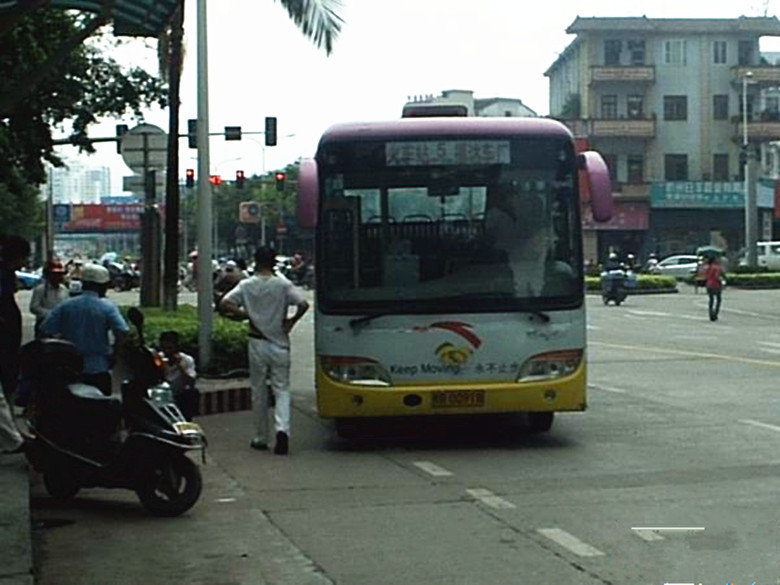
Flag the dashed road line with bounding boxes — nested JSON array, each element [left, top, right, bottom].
[[412, 461, 454, 477], [466, 488, 516, 509], [632, 529, 664, 542], [591, 341, 780, 369], [537, 528, 605, 557], [740, 419, 780, 433], [588, 383, 627, 394]]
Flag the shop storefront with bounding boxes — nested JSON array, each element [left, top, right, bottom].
[[582, 200, 649, 265], [648, 180, 776, 260]]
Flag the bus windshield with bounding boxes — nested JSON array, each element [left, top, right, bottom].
[[317, 137, 582, 314]]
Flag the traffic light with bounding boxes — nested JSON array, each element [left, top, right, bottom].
[[186, 168, 195, 188], [115, 124, 128, 154], [275, 171, 286, 192], [188, 119, 197, 149], [209, 175, 223, 186], [265, 116, 277, 146], [236, 170, 245, 189]]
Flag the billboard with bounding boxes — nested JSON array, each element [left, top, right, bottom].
[[57, 204, 147, 232]]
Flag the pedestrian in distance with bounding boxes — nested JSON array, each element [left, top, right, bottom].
[[40, 263, 130, 396], [705, 256, 725, 321], [157, 331, 199, 421], [219, 246, 309, 455], [0, 235, 29, 453], [29, 259, 66, 337]]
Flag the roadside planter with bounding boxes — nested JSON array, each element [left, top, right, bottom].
[[585, 275, 677, 294]]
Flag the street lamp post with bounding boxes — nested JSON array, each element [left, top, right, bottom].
[[743, 70, 758, 268]]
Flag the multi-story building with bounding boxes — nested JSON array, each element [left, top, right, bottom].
[[47, 160, 111, 204], [404, 90, 537, 118], [545, 16, 780, 263]]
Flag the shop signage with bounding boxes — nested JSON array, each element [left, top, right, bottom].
[[57, 204, 163, 232], [650, 180, 775, 209], [582, 201, 649, 230]]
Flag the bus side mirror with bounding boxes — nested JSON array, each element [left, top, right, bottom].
[[580, 151, 613, 222], [297, 158, 319, 229]]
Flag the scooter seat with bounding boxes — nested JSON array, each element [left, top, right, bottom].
[[66, 383, 123, 411]]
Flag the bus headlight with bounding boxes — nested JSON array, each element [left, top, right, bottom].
[[321, 356, 392, 387], [517, 350, 583, 382]]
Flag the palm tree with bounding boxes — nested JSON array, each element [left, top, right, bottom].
[[163, 0, 344, 309]]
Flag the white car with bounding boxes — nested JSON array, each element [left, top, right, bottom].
[[651, 255, 699, 279]]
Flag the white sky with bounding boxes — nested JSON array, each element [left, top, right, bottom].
[[61, 0, 780, 194]]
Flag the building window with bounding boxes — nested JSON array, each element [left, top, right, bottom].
[[664, 40, 687, 65], [627, 40, 645, 65], [604, 40, 622, 65], [738, 40, 753, 65], [627, 95, 644, 119], [601, 95, 618, 119], [665, 154, 688, 181], [713, 41, 727, 64], [627, 155, 644, 183], [713, 94, 729, 120], [602, 154, 618, 183], [713, 154, 729, 181], [664, 95, 688, 121]]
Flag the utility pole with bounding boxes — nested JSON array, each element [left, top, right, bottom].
[[196, 0, 213, 368], [743, 71, 758, 269]]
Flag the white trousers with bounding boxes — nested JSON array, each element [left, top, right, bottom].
[[248, 338, 291, 443], [0, 381, 23, 452]]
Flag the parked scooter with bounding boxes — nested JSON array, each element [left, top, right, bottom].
[[22, 307, 206, 517]]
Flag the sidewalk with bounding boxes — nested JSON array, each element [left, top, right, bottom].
[[0, 452, 33, 585]]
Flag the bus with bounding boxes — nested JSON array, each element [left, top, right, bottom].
[[297, 117, 612, 435]]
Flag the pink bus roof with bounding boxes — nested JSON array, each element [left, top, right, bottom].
[[318, 117, 573, 147]]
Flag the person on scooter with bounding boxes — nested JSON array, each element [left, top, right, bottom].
[[29, 259, 66, 337], [40, 263, 129, 396], [157, 331, 199, 421]]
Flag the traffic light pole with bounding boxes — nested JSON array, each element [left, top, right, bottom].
[[196, 0, 213, 368]]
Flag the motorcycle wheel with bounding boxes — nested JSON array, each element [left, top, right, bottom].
[[136, 455, 202, 517], [43, 470, 80, 501]]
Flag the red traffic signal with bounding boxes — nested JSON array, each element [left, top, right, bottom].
[[185, 168, 194, 188], [209, 175, 222, 186], [236, 170, 245, 189], [274, 171, 286, 192]]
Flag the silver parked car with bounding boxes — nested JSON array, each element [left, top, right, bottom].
[[651, 254, 699, 279]]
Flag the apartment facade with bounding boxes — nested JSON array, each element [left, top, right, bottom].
[[546, 16, 780, 263]]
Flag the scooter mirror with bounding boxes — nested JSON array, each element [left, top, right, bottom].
[[127, 307, 144, 331]]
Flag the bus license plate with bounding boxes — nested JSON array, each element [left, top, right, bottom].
[[431, 390, 485, 408]]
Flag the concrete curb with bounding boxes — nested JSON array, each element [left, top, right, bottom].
[[0, 454, 33, 585], [197, 378, 251, 416], [586, 288, 678, 295]]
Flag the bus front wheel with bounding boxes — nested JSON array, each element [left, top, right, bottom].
[[528, 412, 554, 433]]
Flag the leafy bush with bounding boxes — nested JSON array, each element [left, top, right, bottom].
[[722, 272, 780, 288], [729, 265, 770, 274], [584, 275, 676, 292], [121, 305, 248, 376]]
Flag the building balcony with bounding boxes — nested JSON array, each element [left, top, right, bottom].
[[563, 117, 655, 139], [732, 65, 780, 87], [590, 65, 655, 84], [735, 115, 780, 142]]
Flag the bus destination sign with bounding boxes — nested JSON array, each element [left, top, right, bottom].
[[386, 140, 511, 167]]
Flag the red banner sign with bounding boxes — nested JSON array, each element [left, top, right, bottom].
[[60, 204, 147, 231], [582, 201, 649, 231]]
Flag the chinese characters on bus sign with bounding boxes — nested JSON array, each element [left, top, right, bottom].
[[386, 140, 511, 167]]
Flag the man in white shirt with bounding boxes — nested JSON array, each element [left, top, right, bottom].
[[220, 247, 309, 455]]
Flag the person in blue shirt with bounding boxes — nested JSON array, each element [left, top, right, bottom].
[[40, 263, 130, 396]]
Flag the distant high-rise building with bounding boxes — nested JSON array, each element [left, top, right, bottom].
[[47, 160, 111, 204]]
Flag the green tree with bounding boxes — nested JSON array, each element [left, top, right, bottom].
[[0, 9, 167, 238]]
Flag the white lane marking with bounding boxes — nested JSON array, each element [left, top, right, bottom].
[[537, 528, 605, 557], [631, 527, 705, 531], [413, 461, 454, 477], [586, 324, 600, 331], [758, 341, 780, 349], [588, 383, 627, 394], [740, 419, 780, 433], [672, 334, 714, 341], [628, 309, 709, 322], [216, 498, 237, 503], [758, 347, 780, 355], [632, 529, 664, 542], [466, 488, 516, 509]]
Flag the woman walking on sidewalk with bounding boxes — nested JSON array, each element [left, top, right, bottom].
[[705, 256, 724, 321]]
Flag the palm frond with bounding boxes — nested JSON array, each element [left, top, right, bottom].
[[276, 0, 343, 55]]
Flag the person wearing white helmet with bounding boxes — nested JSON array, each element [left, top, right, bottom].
[[40, 263, 129, 396]]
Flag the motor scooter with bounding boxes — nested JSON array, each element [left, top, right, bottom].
[[601, 268, 628, 305], [22, 307, 206, 517]]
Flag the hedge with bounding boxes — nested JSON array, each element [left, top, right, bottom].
[[121, 305, 248, 376], [721, 272, 780, 288], [584, 274, 677, 292]]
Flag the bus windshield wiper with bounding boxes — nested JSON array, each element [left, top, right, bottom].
[[349, 312, 389, 330], [447, 292, 551, 323]]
